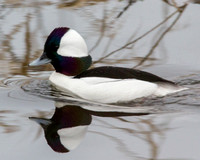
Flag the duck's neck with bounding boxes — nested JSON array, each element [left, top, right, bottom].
[[51, 55, 92, 76]]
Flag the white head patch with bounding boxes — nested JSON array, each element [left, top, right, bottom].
[[57, 29, 88, 57]]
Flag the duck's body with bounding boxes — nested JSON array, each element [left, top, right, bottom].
[[29, 27, 186, 103], [49, 67, 184, 103]]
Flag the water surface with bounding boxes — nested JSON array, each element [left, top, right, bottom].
[[1, 0, 200, 159]]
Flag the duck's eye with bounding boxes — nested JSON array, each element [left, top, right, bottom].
[[53, 45, 59, 50], [51, 45, 59, 51]]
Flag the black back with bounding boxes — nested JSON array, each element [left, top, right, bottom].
[[75, 66, 175, 84]]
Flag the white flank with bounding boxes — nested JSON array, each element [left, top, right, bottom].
[[57, 29, 88, 57], [50, 72, 155, 103], [50, 72, 187, 103]]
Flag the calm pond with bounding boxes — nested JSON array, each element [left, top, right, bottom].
[[1, 0, 200, 159]]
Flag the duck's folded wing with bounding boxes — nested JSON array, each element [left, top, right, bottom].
[[75, 66, 175, 84]]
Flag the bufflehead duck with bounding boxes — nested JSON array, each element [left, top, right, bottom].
[[29, 27, 186, 103]]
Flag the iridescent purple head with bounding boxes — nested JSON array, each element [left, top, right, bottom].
[[29, 27, 92, 76], [44, 27, 69, 55]]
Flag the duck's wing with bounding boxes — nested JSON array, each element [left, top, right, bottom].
[[75, 66, 175, 84]]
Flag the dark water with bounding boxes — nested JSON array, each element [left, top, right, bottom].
[[1, 0, 200, 159]]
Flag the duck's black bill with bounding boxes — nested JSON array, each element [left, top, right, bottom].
[[29, 52, 51, 66]]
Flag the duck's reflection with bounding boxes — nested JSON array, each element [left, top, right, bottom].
[[30, 102, 149, 153], [30, 105, 92, 153]]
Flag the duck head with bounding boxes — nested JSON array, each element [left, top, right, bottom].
[[29, 27, 92, 76]]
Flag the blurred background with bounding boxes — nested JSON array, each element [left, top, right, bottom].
[[1, 0, 200, 77]]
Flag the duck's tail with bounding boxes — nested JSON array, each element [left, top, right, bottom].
[[154, 82, 188, 97]]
